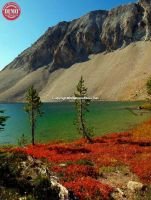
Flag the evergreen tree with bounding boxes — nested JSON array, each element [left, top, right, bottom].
[[74, 76, 93, 143], [0, 110, 8, 131], [24, 86, 43, 145]]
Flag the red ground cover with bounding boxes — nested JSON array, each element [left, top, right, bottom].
[[12, 120, 151, 199]]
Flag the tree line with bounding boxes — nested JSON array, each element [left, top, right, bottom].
[[0, 76, 93, 145]]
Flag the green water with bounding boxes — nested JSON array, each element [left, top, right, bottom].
[[0, 102, 150, 145]]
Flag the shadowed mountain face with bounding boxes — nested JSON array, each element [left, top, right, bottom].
[[5, 10, 108, 72], [0, 0, 151, 101]]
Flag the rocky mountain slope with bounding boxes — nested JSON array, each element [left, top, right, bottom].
[[0, 0, 151, 101]]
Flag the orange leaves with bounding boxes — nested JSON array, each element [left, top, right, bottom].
[[131, 120, 151, 140]]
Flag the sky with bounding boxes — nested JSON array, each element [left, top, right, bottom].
[[0, 0, 136, 70]]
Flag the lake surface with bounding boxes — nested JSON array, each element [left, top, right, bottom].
[[0, 101, 150, 145]]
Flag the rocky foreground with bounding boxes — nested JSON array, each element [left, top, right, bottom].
[[0, 151, 71, 200], [1, 120, 151, 199]]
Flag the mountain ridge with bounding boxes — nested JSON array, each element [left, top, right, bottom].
[[0, 0, 151, 101]]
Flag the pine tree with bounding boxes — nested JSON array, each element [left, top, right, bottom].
[[0, 110, 8, 131], [24, 86, 43, 145], [74, 76, 93, 143]]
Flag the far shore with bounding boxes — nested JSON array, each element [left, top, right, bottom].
[[0, 99, 147, 104]]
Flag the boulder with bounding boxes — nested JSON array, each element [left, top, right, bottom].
[[0, 152, 71, 200], [127, 181, 144, 191]]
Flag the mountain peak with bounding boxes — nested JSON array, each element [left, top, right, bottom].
[[4, 1, 151, 73], [0, 1, 151, 101]]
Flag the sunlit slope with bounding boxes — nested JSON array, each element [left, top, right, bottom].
[[41, 41, 151, 101], [0, 41, 151, 101]]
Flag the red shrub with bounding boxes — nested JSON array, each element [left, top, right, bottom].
[[11, 123, 151, 199], [52, 164, 98, 182], [64, 177, 113, 200]]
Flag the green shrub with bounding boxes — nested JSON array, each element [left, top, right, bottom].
[[136, 186, 151, 200], [76, 159, 94, 166]]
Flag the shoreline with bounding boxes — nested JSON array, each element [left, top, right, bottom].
[[0, 100, 147, 104]]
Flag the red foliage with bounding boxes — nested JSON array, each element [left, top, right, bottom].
[[64, 177, 113, 200], [52, 164, 98, 181], [11, 121, 151, 199]]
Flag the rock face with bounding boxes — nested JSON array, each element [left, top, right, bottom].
[[101, 3, 142, 50], [1, 0, 151, 101], [5, 10, 108, 73], [4, 0, 151, 73], [139, 0, 151, 40]]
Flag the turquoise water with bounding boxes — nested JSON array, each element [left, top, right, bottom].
[[0, 102, 150, 145]]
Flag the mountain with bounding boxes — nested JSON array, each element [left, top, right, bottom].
[[0, 0, 151, 102]]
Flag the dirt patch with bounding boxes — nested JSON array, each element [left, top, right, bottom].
[[99, 165, 143, 200]]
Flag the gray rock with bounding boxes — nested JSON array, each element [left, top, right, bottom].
[[20, 155, 69, 200], [0, 152, 71, 200], [139, 0, 151, 40], [4, 10, 108, 73], [127, 181, 144, 191]]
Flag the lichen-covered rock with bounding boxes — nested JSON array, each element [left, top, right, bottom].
[[0, 152, 71, 200], [20, 155, 70, 200], [127, 181, 144, 191]]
